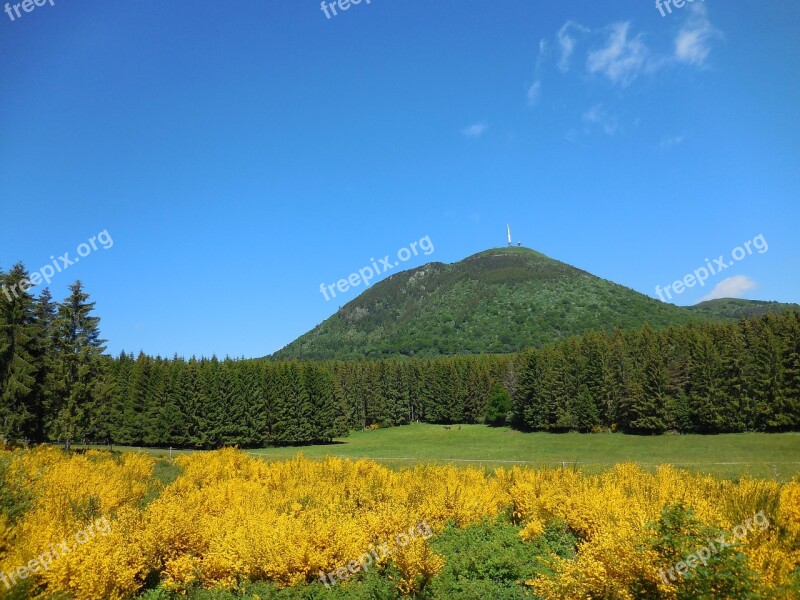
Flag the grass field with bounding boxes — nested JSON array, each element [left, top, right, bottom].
[[103, 423, 800, 480]]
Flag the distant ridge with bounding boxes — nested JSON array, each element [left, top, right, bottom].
[[273, 247, 797, 360], [688, 298, 800, 320]]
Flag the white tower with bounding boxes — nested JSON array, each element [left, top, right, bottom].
[[507, 224, 512, 247]]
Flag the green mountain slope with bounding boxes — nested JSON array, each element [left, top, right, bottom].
[[688, 298, 800, 320], [274, 247, 734, 360]]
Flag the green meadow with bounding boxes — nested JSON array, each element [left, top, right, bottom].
[[104, 423, 800, 480]]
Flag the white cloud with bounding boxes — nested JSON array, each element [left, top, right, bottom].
[[527, 80, 542, 106], [675, 4, 720, 67], [701, 275, 757, 301], [529, 12, 721, 137], [557, 21, 590, 72], [565, 129, 590, 147], [535, 39, 548, 71], [657, 134, 686, 150], [526, 39, 549, 106], [538, 10, 720, 92], [582, 104, 619, 135], [587, 22, 649, 86], [461, 122, 488, 137]]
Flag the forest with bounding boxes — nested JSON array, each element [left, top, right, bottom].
[[2, 263, 799, 448]]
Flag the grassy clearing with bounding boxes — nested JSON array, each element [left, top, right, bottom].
[[246, 424, 800, 480], [82, 424, 800, 480]]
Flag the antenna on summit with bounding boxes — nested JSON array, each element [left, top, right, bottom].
[[507, 224, 512, 247]]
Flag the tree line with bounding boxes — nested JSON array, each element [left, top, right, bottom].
[[1, 263, 798, 448], [514, 313, 799, 434]]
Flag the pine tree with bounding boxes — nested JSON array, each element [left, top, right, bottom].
[[271, 362, 312, 444], [88, 356, 117, 443], [142, 360, 168, 446], [572, 390, 600, 432], [117, 352, 150, 445], [464, 363, 491, 424], [216, 360, 251, 446], [421, 360, 450, 423], [687, 329, 725, 432], [543, 346, 569, 430], [385, 362, 410, 426], [0, 265, 46, 443], [239, 360, 266, 447], [304, 362, 339, 442], [559, 338, 583, 430], [48, 281, 107, 447], [406, 361, 422, 423], [107, 352, 133, 444], [442, 360, 465, 423], [579, 332, 614, 428], [33, 288, 59, 435], [517, 347, 558, 431], [363, 362, 387, 427], [745, 315, 789, 431], [778, 312, 800, 429], [258, 362, 278, 444], [622, 326, 667, 434], [717, 324, 749, 431], [181, 358, 206, 448], [200, 356, 223, 448]]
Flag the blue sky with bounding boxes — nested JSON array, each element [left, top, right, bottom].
[[1, 0, 798, 358]]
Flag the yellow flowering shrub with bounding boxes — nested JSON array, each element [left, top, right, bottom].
[[140, 451, 488, 591], [0, 449, 154, 600], [780, 480, 800, 541], [392, 536, 446, 595], [0, 448, 798, 599], [514, 464, 796, 599]]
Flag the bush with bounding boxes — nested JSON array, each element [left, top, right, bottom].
[[485, 385, 512, 427], [643, 503, 763, 599], [426, 517, 576, 599]]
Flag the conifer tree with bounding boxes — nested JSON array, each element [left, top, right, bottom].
[[363, 361, 387, 427], [181, 358, 206, 447], [0, 265, 45, 443], [718, 324, 749, 431], [199, 356, 223, 447], [625, 326, 668, 434], [271, 362, 310, 444], [385, 363, 410, 426], [687, 330, 725, 432], [117, 352, 150, 445], [464, 363, 491, 423], [780, 312, 800, 428], [304, 362, 340, 442], [746, 315, 790, 430], [48, 281, 107, 448]]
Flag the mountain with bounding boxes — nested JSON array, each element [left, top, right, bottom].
[[272, 247, 715, 360], [687, 298, 800, 320], [273, 247, 796, 361]]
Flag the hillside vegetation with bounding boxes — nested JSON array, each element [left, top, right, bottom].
[[274, 247, 796, 360], [690, 298, 800, 320]]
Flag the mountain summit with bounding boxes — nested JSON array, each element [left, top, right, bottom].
[[274, 247, 715, 360]]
